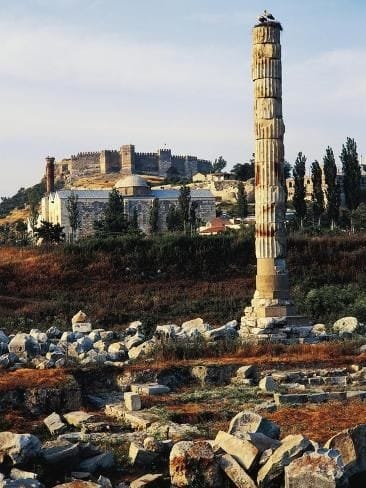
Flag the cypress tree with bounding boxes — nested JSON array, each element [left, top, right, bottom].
[[311, 160, 324, 226], [166, 205, 183, 232], [236, 181, 248, 218], [66, 191, 81, 242], [178, 185, 191, 233], [340, 137, 361, 211], [323, 146, 341, 229], [131, 207, 139, 230], [149, 198, 159, 234], [94, 188, 130, 236], [293, 152, 307, 227], [189, 201, 198, 235]]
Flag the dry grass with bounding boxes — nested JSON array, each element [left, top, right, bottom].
[[0, 207, 29, 225], [128, 342, 365, 372], [0, 369, 70, 392], [267, 400, 366, 444], [70, 173, 164, 189]]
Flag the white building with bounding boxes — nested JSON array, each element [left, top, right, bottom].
[[39, 175, 216, 239]]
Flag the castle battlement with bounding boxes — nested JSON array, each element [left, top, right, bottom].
[[136, 152, 157, 158], [71, 151, 100, 160], [56, 144, 213, 180]]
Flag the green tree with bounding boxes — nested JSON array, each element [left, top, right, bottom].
[[230, 156, 254, 181], [340, 137, 361, 211], [66, 191, 81, 242], [293, 152, 307, 227], [178, 185, 191, 233], [236, 181, 248, 218], [166, 205, 183, 232], [212, 156, 227, 173], [14, 220, 29, 245], [34, 221, 64, 243], [28, 190, 40, 234], [311, 160, 325, 226], [130, 207, 139, 231], [94, 188, 130, 236], [189, 201, 198, 235], [323, 146, 341, 229], [149, 198, 159, 234], [351, 203, 366, 232]]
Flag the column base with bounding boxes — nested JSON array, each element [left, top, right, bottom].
[[240, 298, 312, 343]]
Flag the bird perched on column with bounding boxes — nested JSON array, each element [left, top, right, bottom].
[[264, 10, 275, 20]]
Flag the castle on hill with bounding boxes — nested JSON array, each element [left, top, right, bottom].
[[55, 144, 213, 181], [39, 158, 216, 239]]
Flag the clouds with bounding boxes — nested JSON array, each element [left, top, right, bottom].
[[0, 1, 365, 197], [284, 48, 366, 163]]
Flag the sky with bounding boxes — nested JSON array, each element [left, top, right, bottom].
[[0, 0, 365, 197]]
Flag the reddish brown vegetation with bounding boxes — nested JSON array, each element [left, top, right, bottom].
[[0, 246, 251, 329], [267, 401, 366, 444], [0, 369, 69, 392], [129, 342, 365, 372], [0, 409, 45, 434]]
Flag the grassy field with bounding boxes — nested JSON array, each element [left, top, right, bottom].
[[0, 232, 365, 333]]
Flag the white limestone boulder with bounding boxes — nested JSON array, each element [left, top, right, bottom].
[[64, 411, 95, 428], [214, 431, 259, 471], [43, 412, 67, 435], [259, 376, 279, 393], [125, 333, 145, 351], [169, 441, 222, 487], [29, 329, 48, 344], [128, 340, 156, 360], [124, 392, 141, 412], [0, 432, 41, 465], [228, 410, 280, 440], [333, 317, 359, 336], [129, 474, 163, 488], [40, 439, 79, 464], [284, 449, 345, 488], [311, 323, 327, 336], [8, 334, 40, 359], [325, 424, 366, 477], [181, 318, 211, 337], [154, 324, 181, 339], [218, 453, 257, 488], [257, 434, 313, 487]]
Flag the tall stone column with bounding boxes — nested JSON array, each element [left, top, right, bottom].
[[241, 16, 308, 340]]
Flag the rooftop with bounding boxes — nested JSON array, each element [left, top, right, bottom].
[[115, 175, 149, 189]]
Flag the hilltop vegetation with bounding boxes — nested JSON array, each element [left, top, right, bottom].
[[0, 231, 365, 333], [0, 181, 45, 219]]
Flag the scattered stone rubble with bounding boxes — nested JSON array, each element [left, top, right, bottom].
[[0, 313, 364, 371], [1, 312, 366, 486], [2, 406, 365, 487]]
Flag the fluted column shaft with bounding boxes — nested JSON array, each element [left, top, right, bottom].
[[252, 23, 289, 301]]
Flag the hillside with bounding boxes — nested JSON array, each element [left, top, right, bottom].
[[0, 181, 45, 220], [0, 174, 166, 223]]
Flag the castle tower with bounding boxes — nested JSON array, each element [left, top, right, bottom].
[[240, 15, 308, 340], [45, 156, 55, 194], [158, 148, 172, 177], [121, 145, 135, 174]]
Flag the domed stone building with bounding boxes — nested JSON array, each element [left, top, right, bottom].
[[115, 175, 151, 197], [38, 163, 216, 239]]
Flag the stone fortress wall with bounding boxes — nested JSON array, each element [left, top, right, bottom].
[[55, 144, 212, 180]]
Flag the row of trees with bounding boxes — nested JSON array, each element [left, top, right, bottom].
[[65, 186, 203, 240], [292, 138, 364, 230]]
